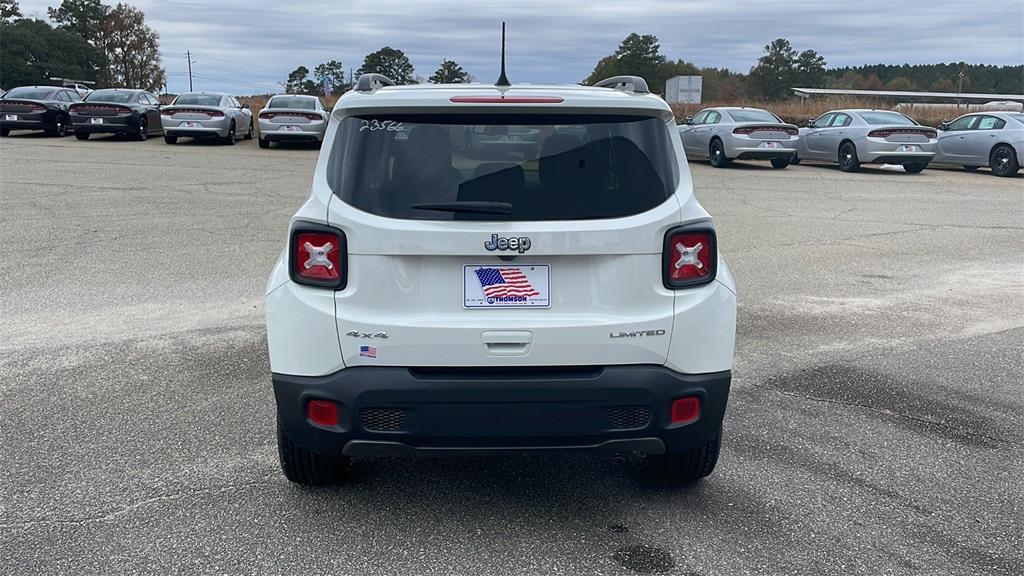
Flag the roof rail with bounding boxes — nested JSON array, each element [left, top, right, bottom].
[[355, 73, 396, 92], [593, 75, 650, 94]]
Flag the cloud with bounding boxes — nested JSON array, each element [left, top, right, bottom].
[[17, 0, 1024, 94]]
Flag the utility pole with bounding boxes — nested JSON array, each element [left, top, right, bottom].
[[187, 50, 194, 92]]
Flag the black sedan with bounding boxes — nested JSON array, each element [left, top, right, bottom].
[[69, 89, 163, 141], [0, 85, 82, 137]]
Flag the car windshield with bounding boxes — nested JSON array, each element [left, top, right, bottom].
[[174, 94, 222, 106], [4, 87, 56, 100], [727, 109, 779, 123], [327, 114, 678, 221], [858, 111, 916, 126], [85, 90, 135, 103], [268, 96, 316, 110]]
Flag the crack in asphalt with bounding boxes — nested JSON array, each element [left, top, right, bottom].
[[750, 383, 1020, 447], [0, 475, 279, 531]]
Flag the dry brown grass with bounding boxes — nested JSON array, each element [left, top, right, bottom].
[[671, 98, 952, 128]]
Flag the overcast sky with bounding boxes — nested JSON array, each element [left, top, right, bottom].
[[18, 0, 1024, 94]]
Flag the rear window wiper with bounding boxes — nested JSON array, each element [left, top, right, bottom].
[[411, 201, 513, 215]]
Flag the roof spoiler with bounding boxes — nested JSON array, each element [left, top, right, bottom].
[[355, 74, 396, 92], [593, 75, 649, 94]]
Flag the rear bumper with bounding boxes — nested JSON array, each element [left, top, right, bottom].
[[258, 122, 325, 142], [732, 148, 797, 160], [71, 117, 136, 134], [0, 118, 49, 131], [864, 153, 934, 165], [274, 366, 731, 456]]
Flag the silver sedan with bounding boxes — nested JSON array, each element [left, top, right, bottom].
[[795, 109, 936, 173], [678, 107, 799, 169], [934, 112, 1023, 177], [161, 92, 253, 145], [257, 94, 329, 148]]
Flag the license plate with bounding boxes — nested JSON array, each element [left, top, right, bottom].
[[759, 141, 783, 148], [90, 117, 103, 124], [464, 265, 550, 308], [4, 114, 17, 121], [899, 144, 920, 153], [283, 125, 302, 132], [179, 121, 201, 128]]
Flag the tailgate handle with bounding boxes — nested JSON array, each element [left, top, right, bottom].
[[482, 331, 532, 356]]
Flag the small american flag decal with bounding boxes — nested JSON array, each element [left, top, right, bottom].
[[359, 345, 377, 358]]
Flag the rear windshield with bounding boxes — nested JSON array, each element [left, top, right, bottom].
[[727, 109, 780, 123], [173, 94, 222, 106], [85, 90, 135, 103], [1008, 114, 1024, 124], [327, 114, 677, 221], [859, 111, 916, 126], [268, 96, 316, 110], [4, 87, 56, 100]]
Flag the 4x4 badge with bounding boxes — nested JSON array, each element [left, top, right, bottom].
[[346, 331, 389, 339], [484, 234, 531, 253]]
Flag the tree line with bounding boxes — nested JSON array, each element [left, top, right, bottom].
[[0, 0, 165, 91], [587, 33, 1023, 101], [283, 48, 471, 96]]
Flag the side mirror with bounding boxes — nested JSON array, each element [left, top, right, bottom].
[[684, 116, 694, 125], [242, 103, 249, 110], [938, 121, 950, 131], [806, 118, 816, 128]]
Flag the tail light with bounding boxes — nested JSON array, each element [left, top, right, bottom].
[[161, 108, 224, 117], [868, 128, 936, 139], [663, 226, 717, 289], [733, 125, 798, 136], [289, 223, 347, 289], [260, 112, 324, 121]]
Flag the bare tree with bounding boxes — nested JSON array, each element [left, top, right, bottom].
[[98, 3, 165, 92]]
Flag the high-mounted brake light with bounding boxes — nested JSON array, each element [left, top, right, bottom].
[[289, 224, 347, 289], [663, 227, 717, 289], [449, 96, 564, 104]]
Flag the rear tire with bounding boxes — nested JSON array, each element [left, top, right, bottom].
[[790, 154, 801, 165], [990, 144, 1020, 177], [902, 162, 927, 174], [770, 157, 791, 169], [135, 118, 148, 141], [47, 113, 69, 137], [244, 119, 254, 140], [223, 121, 236, 145], [277, 417, 349, 486], [709, 139, 731, 168], [258, 137, 270, 149], [75, 131, 90, 140], [649, 428, 722, 483], [838, 141, 860, 172], [163, 134, 177, 144]]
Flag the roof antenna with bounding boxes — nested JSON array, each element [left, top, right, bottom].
[[495, 22, 510, 87]]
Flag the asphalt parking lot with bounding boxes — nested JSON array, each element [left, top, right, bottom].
[[1, 131, 1022, 575]]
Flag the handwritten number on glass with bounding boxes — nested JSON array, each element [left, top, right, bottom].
[[359, 120, 404, 133]]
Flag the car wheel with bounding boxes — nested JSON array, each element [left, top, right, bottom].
[[990, 144, 1020, 177], [277, 417, 349, 485], [75, 131, 90, 141], [258, 137, 270, 149], [223, 121, 236, 145], [709, 139, 730, 168], [770, 157, 790, 169], [244, 119, 254, 140], [135, 118, 148, 141], [164, 134, 178, 144], [648, 427, 722, 483], [790, 154, 801, 165], [838, 141, 860, 172], [47, 113, 69, 137], [903, 162, 927, 174], [1, 127, 11, 137]]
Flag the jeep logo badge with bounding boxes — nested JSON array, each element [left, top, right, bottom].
[[484, 234, 531, 253]]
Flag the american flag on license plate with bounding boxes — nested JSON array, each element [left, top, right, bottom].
[[359, 345, 377, 358], [474, 268, 540, 298]]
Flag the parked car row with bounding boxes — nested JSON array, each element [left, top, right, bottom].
[[0, 86, 328, 148], [678, 106, 1022, 176]]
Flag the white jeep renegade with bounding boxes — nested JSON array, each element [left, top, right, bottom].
[[265, 74, 737, 485]]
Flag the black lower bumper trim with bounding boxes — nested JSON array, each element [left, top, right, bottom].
[[735, 151, 795, 160], [870, 156, 931, 165], [274, 365, 730, 457]]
